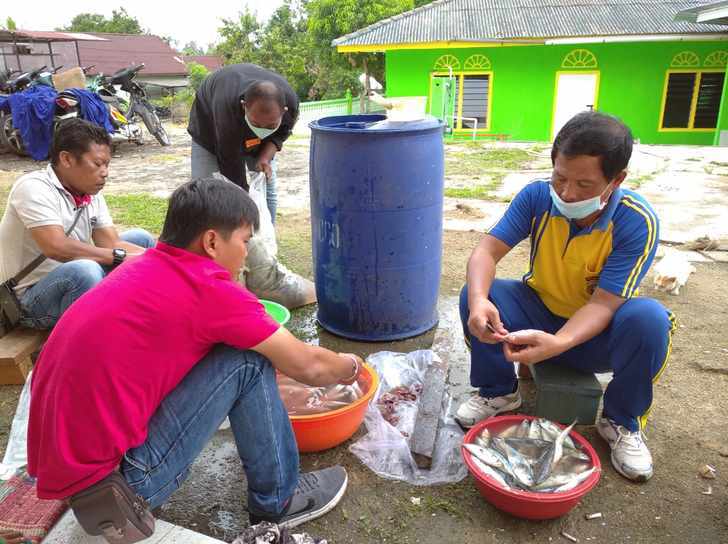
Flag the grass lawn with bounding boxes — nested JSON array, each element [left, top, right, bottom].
[[105, 194, 168, 234]]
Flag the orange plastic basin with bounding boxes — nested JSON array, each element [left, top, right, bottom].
[[285, 364, 379, 453]]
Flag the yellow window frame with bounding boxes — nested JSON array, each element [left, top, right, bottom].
[[429, 70, 494, 132], [658, 69, 725, 132]]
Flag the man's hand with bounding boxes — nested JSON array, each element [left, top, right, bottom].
[[256, 141, 278, 180], [468, 298, 509, 344], [337, 353, 365, 385], [502, 329, 568, 365]]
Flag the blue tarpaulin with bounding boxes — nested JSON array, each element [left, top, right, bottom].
[[0, 85, 114, 160], [64, 88, 115, 134], [1, 85, 57, 160]]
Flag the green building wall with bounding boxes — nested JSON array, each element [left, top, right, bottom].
[[384, 41, 728, 145], [714, 64, 728, 146]]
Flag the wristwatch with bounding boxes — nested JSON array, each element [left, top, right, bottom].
[[112, 248, 127, 267]]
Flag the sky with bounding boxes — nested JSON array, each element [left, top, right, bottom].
[[5, 1, 287, 50]]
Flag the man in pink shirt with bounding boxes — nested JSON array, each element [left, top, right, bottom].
[[28, 176, 363, 534]]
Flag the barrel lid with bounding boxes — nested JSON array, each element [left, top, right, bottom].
[[310, 114, 443, 133]]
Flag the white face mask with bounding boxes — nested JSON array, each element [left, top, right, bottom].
[[549, 183, 612, 220], [245, 113, 281, 140]]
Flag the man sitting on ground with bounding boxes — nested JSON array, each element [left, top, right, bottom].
[[0, 119, 154, 329], [28, 177, 362, 530]]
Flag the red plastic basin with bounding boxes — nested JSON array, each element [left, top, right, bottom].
[[462, 415, 602, 520]]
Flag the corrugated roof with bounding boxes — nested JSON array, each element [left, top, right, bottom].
[[78, 33, 187, 77], [676, 1, 728, 25], [182, 55, 224, 72], [0, 29, 105, 42], [333, 0, 728, 48]]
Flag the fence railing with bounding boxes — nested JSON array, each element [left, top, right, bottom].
[[295, 91, 386, 134]]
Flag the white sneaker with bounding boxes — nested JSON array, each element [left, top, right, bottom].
[[455, 388, 522, 428], [596, 417, 653, 482]]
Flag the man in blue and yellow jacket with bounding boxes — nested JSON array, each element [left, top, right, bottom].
[[457, 111, 675, 482]]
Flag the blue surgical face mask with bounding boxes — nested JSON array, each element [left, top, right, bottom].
[[549, 183, 612, 220], [245, 113, 281, 140]]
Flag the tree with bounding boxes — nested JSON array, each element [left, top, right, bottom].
[[211, 0, 417, 101], [215, 8, 262, 65], [3, 17, 17, 30], [187, 62, 209, 90], [257, 1, 314, 99], [182, 41, 205, 56], [305, 0, 414, 99], [61, 8, 144, 34]]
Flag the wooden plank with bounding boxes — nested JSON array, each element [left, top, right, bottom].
[[410, 363, 447, 469], [0, 355, 31, 385], [0, 327, 47, 365]]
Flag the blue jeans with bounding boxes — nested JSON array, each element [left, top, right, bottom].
[[19, 229, 155, 329], [120, 345, 299, 516], [460, 279, 676, 432], [190, 139, 278, 223]]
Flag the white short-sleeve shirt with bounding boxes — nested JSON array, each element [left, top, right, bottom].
[[0, 164, 113, 294]]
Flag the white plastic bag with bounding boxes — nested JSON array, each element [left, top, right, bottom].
[[241, 172, 316, 309], [0, 370, 31, 480], [247, 171, 277, 257], [349, 351, 468, 486]]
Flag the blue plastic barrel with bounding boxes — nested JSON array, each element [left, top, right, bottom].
[[309, 114, 444, 341]]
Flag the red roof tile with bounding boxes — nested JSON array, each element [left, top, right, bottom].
[[78, 33, 187, 77], [182, 55, 224, 72]]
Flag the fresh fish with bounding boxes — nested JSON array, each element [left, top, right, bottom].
[[471, 457, 509, 488], [471, 418, 596, 494], [491, 437, 534, 488], [531, 444, 557, 486], [463, 443, 510, 473], [351, 381, 364, 397], [532, 467, 596, 492], [504, 437, 553, 460], [537, 418, 578, 450], [475, 428, 491, 448], [515, 419, 531, 438], [528, 419, 543, 440], [498, 424, 520, 439], [551, 421, 576, 472]]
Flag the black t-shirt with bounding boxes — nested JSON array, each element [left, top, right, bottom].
[[187, 63, 299, 190]]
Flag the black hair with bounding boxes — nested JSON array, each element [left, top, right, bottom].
[[50, 118, 112, 165], [242, 80, 286, 110], [551, 111, 633, 181], [159, 176, 260, 248]]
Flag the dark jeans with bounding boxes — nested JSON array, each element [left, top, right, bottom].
[[121, 345, 299, 517], [460, 279, 676, 431]]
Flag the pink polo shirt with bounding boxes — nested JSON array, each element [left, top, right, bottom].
[[27, 242, 279, 499]]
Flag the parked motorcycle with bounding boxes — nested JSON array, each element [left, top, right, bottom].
[[91, 63, 170, 146], [1, 64, 148, 156]]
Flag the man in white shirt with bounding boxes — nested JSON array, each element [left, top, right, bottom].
[[0, 119, 154, 329]]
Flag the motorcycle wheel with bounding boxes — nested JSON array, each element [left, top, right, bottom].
[[0, 113, 27, 156], [137, 103, 171, 146]]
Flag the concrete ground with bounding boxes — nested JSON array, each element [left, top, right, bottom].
[[0, 126, 726, 543]]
